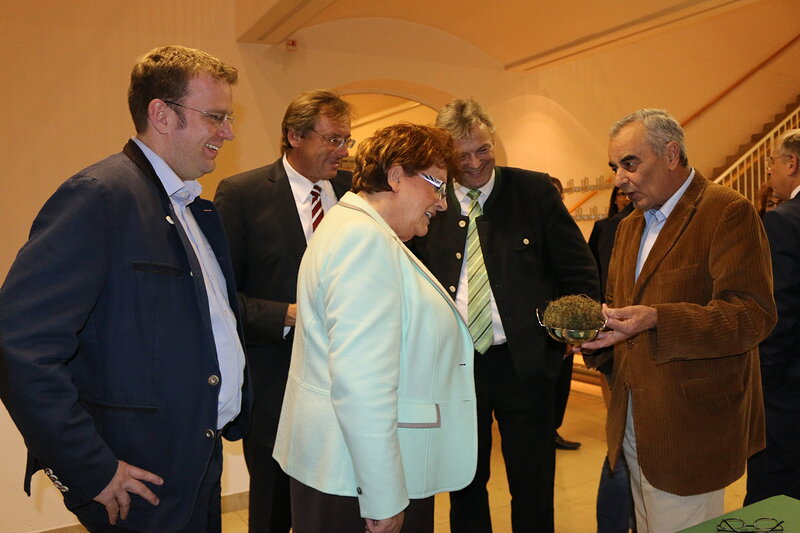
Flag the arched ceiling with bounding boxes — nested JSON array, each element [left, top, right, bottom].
[[237, 0, 759, 71]]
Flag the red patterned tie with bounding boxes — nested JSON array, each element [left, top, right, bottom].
[[310, 185, 324, 231]]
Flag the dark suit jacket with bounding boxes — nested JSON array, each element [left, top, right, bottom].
[[412, 166, 600, 382], [760, 195, 800, 410], [214, 157, 351, 445], [605, 172, 776, 495], [588, 203, 635, 299], [0, 140, 250, 532]]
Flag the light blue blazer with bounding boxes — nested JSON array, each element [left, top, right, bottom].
[[273, 192, 477, 520]]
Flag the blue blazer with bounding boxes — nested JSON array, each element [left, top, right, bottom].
[[0, 140, 250, 532], [273, 192, 477, 520], [760, 195, 800, 409]]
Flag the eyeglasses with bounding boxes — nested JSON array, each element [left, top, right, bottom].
[[417, 173, 447, 200], [163, 100, 234, 127], [766, 154, 791, 167], [310, 129, 355, 150], [716, 517, 784, 532]]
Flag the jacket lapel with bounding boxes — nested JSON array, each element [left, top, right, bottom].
[[632, 174, 705, 300], [271, 163, 308, 263], [339, 196, 468, 327]]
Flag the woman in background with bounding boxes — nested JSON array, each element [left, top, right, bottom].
[[274, 123, 477, 533], [756, 183, 782, 217]]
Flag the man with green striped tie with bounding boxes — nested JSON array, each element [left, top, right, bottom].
[[411, 98, 600, 533]]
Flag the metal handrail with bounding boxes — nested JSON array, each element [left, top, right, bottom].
[[713, 105, 800, 202]]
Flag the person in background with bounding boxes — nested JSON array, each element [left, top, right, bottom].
[[0, 45, 249, 532], [745, 129, 800, 505], [214, 89, 353, 533], [273, 123, 477, 533], [550, 176, 583, 451], [588, 185, 634, 321], [587, 185, 636, 533], [756, 182, 782, 217], [580, 108, 776, 532], [413, 98, 600, 532]]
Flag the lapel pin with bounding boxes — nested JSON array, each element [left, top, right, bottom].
[[165, 215, 174, 225]]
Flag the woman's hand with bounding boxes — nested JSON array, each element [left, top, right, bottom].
[[365, 511, 404, 533]]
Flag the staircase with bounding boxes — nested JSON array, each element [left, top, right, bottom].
[[713, 95, 800, 202]]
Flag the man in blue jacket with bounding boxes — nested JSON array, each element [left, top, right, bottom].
[[746, 129, 800, 505], [0, 45, 249, 532]]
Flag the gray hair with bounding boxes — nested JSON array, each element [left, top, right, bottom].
[[610, 109, 689, 167], [777, 129, 800, 157], [435, 97, 495, 140]]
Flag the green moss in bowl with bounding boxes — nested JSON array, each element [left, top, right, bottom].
[[541, 294, 605, 330]]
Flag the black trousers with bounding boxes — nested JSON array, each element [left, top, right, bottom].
[[554, 352, 574, 430], [80, 436, 223, 533], [289, 477, 434, 533], [243, 438, 291, 533], [450, 345, 556, 533], [744, 403, 800, 505]]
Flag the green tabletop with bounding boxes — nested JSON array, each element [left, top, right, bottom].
[[678, 495, 800, 532]]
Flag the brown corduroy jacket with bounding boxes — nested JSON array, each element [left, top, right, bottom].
[[606, 171, 777, 496]]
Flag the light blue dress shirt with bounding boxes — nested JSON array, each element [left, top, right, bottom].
[[635, 169, 695, 281]]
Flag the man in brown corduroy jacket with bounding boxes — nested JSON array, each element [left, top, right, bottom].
[[580, 108, 777, 532]]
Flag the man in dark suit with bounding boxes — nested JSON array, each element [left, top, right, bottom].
[[0, 45, 249, 532], [745, 129, 800, 504], [214, 90, 353, 533], [412, 98, 599, 532]]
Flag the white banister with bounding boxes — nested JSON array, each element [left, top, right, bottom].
[[714, 105, 800, 202]]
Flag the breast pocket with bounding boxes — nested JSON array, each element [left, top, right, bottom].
[[652, 264, 704, 303]]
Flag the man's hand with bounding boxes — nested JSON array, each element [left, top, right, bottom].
[[365, 511, 404, 533], [285, 303, 297, 327], [93, 460, 163, 525], [578, 304, 657, 351]]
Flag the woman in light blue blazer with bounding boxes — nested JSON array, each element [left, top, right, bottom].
[[274, 124, 477, 533]]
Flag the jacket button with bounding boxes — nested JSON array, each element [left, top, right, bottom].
[[455, 252, 462, 260], [208, 375, 220, 386], [458, 220, 467, 228], [449, 285, 456, 293], [58, 485, 70, 493], [205, 429, 216, 438], [626, 339, 635, 349], [522, 238, 530, 245], [44, 468, 53, 476]]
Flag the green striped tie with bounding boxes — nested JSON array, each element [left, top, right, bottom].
[[466, 189, 493, 354]]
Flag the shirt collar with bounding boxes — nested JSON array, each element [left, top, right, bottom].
[[283, 154, 319, 204], [454, 167, 496, 204], [132, 137, 202, 205], [645, 168, 695, 224], [791, 183, 800, 200]]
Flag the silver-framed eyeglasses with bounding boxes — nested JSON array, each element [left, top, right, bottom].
[[163, 100, 234, 127], [716, 517, 784, 532], [310, 129, 355, 150], [418, 173, 447, 200]]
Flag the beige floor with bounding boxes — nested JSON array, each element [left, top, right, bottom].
[[221, 381, 747, 532]]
